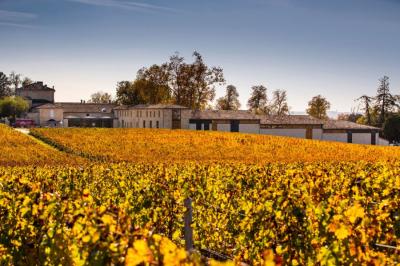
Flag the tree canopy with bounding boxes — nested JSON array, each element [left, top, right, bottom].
[[0, 96, 29, 120], [383, 115, 400, 144], [116, 51, 225, 109], [306, 95, 331, 119], [216, 85, 241, 110], [247, 85, 268, 114]]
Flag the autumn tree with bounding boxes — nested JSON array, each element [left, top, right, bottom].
[[270, 89, 289, 116], [247, 85, 268, 114], [375, 76, 398, 126], [0, 72, 11, 99], [182, 52, 225, 110], [216, 85, 241, 110], [167, 53, 186, 105], [306, 95, 331, 119], [116, 81, 139, 105], [125, 51, 224, 110], [88, 91, 113, 104]]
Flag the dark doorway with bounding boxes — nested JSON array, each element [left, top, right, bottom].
[[230, 120, 240, 132]]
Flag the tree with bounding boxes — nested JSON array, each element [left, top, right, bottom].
[[306, 95, 331, 119], [383, 115, 400, 143], [247, 85, 268, 114], [116, 81, 138, 105], [22, 77, 33, 87], [0, 72, 11, 98], [167, 53, 186, 105], [133, 51, 225, 110], [182, 52, 225, 110], [115, 78, 170, 106], [375, 76, 398, 126], [337, 112, 363, 123], [88, 91, 113, 104], [9, 71, 21, 94], [132, 79, 170, 104], [270, 89, 289, 116], [0, 96, 29, 121], [216, 85, 241, 110], [357, 95, 374, 125]]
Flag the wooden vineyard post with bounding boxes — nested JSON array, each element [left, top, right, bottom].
[[184, 197, 194, 252]]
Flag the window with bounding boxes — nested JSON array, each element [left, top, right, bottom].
[[49, 109, 55, 118], [150, 121, 153, 128], [158, 110, 161, 117], [137, 111, 139, 117], [156, 121, 159, 128], [143, 120, 146, 128], [146, 111, 148, 117]]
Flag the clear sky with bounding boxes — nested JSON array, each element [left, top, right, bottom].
[[1, 0, 399, 113]]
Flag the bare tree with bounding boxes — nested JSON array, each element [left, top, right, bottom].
[[357, 95, 374, 125], [375, 76, 398, 126], [88, 91, 113, 104], [271, 89, 289, 116], [9, 71, 21, 94]]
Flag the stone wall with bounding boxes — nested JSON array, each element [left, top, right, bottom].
[[38, 108, 63, 126]]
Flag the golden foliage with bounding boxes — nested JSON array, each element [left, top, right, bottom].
[[0, 162, 399, 265], [31, 128, 400, 163], [0, 124, 86, 166]]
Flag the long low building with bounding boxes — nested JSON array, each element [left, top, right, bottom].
[[114, 104, 384, 145], [19, 81, 385, 145]]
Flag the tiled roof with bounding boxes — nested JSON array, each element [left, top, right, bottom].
[[260, 115, 324, 125], [36, 103, 117, 113], [323, 120, 380, 130], [191, 110, 260, 120], [115, 104, 188, 110]]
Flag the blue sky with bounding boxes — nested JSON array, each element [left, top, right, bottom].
[[1, 0, 399, 112]]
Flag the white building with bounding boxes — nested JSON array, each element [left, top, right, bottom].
[[114, 105, 383, 146]]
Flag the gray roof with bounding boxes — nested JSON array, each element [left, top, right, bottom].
[[36, 103, 117, 113], [260, 115, 324, 125], [323, 120, 380, 130], [191, 110, 260, 120], [115, 104, 188, 110]]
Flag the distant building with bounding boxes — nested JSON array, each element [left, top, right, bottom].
[[19, 81, 383, 145], [115, 106, 383, 145], [16, 82, 55, 109], [31, 102, 117, 128], [114, 104, 190, 129]]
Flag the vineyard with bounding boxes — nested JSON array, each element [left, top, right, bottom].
[[0, 125, 86, 166], [1, 126, 399, 265], [31, 128, 400, 163]]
